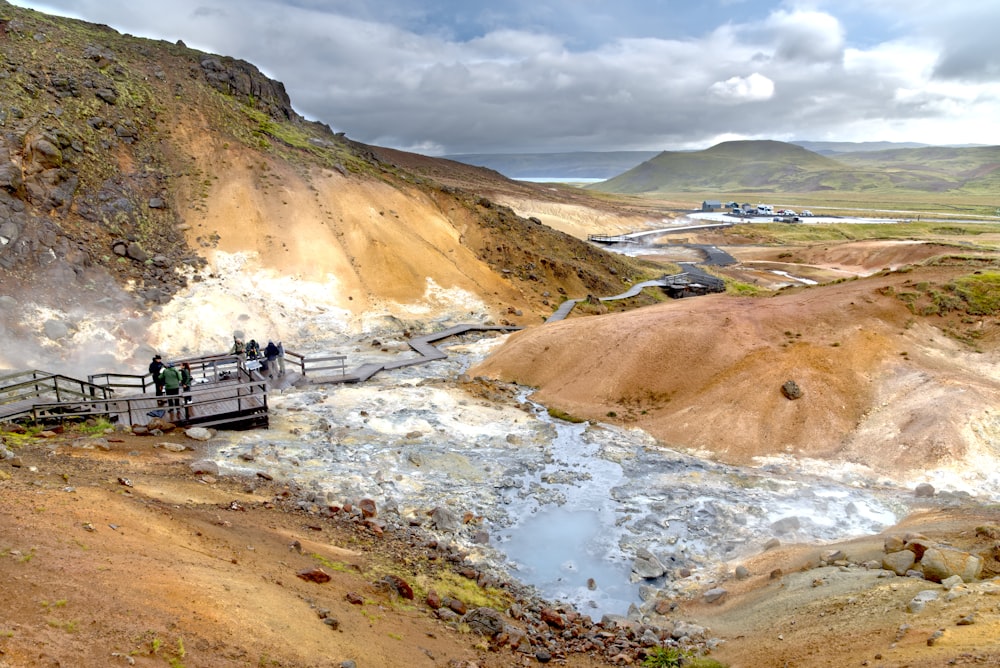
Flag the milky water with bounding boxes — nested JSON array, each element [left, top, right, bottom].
[[210, 336, 990, 620]]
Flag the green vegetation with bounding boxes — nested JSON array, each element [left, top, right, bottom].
[[642, 648, 727, 668], [546, 406, 587, 423], [953, 272, 1000, 315], [589, 139, 1000, 204]]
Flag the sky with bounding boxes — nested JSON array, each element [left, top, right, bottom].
[[9, 0, 1000, 155]]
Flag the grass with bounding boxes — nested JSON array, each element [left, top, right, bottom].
[[547, 406, 587, 423]]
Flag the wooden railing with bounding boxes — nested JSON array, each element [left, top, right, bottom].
[[0, 370, 114, 406], [299, 353, 347, 377], [30, 378, 268, 428]]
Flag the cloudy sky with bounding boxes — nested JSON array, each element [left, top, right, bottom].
[[11, 0, 1000, 154]]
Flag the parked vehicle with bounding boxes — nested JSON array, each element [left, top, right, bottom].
[[756, 204, 774, 215], [801, 210, 813, 216]]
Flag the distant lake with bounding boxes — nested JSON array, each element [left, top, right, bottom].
[[515, 177, 605, 184]]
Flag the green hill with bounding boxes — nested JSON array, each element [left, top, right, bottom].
[[589, 140, 1000, 196]]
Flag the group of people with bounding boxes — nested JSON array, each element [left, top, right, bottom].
[[231, 337, 285, 379], [147, 354, 193, 417]]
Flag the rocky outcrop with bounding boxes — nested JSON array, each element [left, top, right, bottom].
[[199, 56, 298, 121], [883, 533, 984, 583]]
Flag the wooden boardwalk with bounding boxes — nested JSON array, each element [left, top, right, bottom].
[[2, 356, 268, 430], [305, 325, 519, 384]]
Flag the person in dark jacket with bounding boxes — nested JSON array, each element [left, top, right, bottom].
[[180, 362, 193, 404], [148, 355, 165, 398], [264, 341, 279, 378]]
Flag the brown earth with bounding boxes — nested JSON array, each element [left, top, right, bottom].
[[0, 430, 615, 668], [470, 259, 1000, 472]]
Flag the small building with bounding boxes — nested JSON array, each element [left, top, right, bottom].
[[701, 200, 722, 211]]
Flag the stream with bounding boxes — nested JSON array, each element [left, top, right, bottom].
[[211, 335, 975, 620]]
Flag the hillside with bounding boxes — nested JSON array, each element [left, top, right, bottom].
[[443, 151, 660, 179], [470, 261, 1000, 473], [0, 1, 657, 371], [590, 139, 1000, 196]]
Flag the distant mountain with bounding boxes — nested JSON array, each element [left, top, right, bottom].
[[588, 140, 1000, 195], [444, 151, 660, 179], [792, 140, 931, 155]]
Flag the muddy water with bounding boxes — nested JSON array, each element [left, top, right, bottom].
[[210, 335, 975, 620]]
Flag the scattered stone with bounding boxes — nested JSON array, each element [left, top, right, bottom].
[[907, 590, 939, 613], [914, 483, 935, 498], [185, 427, 214, 441], [631, 547, 666, 579], [429, 506, 460, 532], [780, 380, 803, 400], [926, 629, 945, 646], [734, 565, 750, 580], [383, 574, 414, 599], [154, 442, 188, 452], [446, 597, 467, 615], [359, 498, 377, 518], [763, 538, 781, 551], [539, 607, 565, 629], [426, 590, 442, 609], [463, 607, 505, 637], [189, 460, 219, 476], [703, 587, 727, 604], [256, 471, 274, 481], [297, 567, 331, 584], [323, 617, 339, 630], [957, 614, 975, 626], [535, 650, 552, 664], [770, 516, 800, 535], [345, 592, 364, 605]]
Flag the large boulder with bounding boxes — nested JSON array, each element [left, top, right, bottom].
[[920, 547, 983, 583]]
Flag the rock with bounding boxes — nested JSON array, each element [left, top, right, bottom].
[[770, 516, 800, 534], [358, 498, 377, 518], [882, 550, 916, 576], [905, 538, 933, 561], [907, 590, 938, 613], [426, 590, 442, 609], [154, 442, 188, 452], [780, 380, 803, 400], [189, 460, 219, 476], [383, 574, 414, 599], [148, 197, 166, 209], [763, 538, 781, 551], [446, 597, 467, 615], [884, 535, 906, 553], [429, 506, 460, 532], [734, 565, 750, 580], [914, 483, 935, 498], [539, 607, 565, 629], [126, 242, 148, 262], [631, 547, 666, 579], [146, 417, 176, 432], [43, 319, 70, 341], [920, 547, 983, 583], [185, 427, 214, 441], [463, 607, 505, 637], [703, 587, 727, 604], [535, 650, 552, 663], [941, 574, 964, 590], [672, 621, 707, 640], [345, 592, 364, 605], [297, 567, 331, 583]]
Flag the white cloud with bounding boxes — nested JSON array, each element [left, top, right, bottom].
[[9, 0, 1000, 151], [709, 72, 776, 102]]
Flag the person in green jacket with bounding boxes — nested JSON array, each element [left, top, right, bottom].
[[161, 363, 184, 416]]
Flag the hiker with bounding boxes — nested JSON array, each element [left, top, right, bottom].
[[160, 362, 184, 418], [180, 362, 193, 404], [148, 354, 165, 398], [264, 341, 279, 378], [231, 337, 245, 359], [276, 341, 286, 376], [246, 339, 260, 360]]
